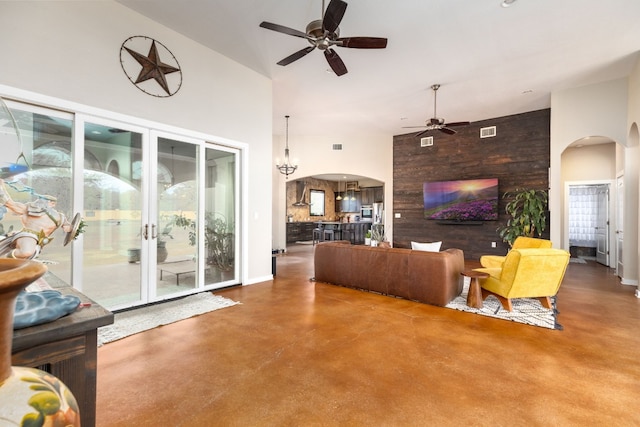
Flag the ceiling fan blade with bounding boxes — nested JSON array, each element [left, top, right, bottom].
[[277, 46, 315, 66], [415, 129, 431, 138], [324, 48, 348, 76], [259, 21, 310, 40], [337, 37, 388, 49], [323, 0, 347, 34], [402, 126, 428, 129], [444, 121, 470, 127], [440, 127, 457, 135]]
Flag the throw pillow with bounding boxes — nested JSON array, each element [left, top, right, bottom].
[[411, 241, 442, 252]]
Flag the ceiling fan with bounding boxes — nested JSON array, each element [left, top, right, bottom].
[[259, 0, 387, 76], [404, 84, 470, 137]]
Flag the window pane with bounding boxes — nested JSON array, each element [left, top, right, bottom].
[[204, 146, 236, 283], [81, 122, 144, 307], [0, 101, 74, 283], [156, 137, 199, 295]]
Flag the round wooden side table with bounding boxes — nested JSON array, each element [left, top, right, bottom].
[[462, 269, 489, 309]]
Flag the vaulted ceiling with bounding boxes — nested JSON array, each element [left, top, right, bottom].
[[118, 0, 640, 141]]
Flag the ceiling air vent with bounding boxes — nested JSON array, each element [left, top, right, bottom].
[[480, 126, 497, 138], [332, 143, 343, 150], [420, 136, 433, 147]]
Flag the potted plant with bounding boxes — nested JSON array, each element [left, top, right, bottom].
[[497, 188, 548, 247], [172, 212, 235, 271], [370, 224, 386, 247], [364, 230, 371, 246]]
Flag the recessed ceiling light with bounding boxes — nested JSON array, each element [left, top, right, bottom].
[[501, 0, 517, 7]]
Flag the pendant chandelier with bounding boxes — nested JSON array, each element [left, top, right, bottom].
[[336, 179, 343, 200], [276, 115, 298, 179]]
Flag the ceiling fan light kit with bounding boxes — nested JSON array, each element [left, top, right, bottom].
[[259, 0, 387, 76], [403, 84, 470, 139]]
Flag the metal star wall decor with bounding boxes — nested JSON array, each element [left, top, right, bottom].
[[120, 36, 183, 97]]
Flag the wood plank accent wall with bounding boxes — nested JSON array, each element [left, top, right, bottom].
[[393, 109, 550, 260]]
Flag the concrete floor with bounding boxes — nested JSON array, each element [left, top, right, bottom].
[[96, 244, 640, 426]]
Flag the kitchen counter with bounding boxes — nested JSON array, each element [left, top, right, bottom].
[[314, 221, 372, 244]]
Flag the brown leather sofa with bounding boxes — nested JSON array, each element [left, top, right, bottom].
[[314, 241, 465, 307]]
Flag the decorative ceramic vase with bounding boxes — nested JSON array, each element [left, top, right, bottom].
[[127, 248, 141, 263], [157, 241, 168, 263], [0, 259, 81, 427]]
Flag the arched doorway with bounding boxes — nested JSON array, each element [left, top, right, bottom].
[[561, 137, 616, 267]]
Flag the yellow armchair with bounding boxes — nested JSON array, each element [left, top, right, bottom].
[[480, 236, 553, 268], [474, 248, 570, 311]]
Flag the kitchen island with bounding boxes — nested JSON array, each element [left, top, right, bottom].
[[313, 221, 372, 245]]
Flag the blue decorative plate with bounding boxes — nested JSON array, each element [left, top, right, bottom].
[[13, 290, 81, 329]]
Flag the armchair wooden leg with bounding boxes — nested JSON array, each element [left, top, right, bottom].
[[481, 288, 513, 311], [538, 296, 553, 309]]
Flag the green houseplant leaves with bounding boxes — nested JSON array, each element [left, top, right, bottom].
[[497, 188, 548, 246]]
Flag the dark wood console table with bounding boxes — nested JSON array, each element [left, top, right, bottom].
[[11, 273, 113, 427]]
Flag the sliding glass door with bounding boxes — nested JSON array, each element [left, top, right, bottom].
[[203, 145, 238, 283], [80, 119, 148, 308], [154, 135, 200, 297], [0, 100, 241, 310], [0, 101, 75, 283], [80, 123, 240, 309]]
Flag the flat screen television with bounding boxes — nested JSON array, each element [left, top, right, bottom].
[[423, 178, 499, 221]]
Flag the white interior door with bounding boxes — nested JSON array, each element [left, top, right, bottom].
[[595, 185, 609, 266], [616, 175, 624, 277]]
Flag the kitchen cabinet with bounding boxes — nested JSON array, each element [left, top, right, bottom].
[[360, 188, 373, 205], [336, 192, 360, 213], [373, 186, 384, 203], [286, 222, 316, 243], [361, 187, 383, 205]]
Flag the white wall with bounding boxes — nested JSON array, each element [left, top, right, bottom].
[[561, 144, 617, 182], [0, 1, 274, 285], [272, 132, 393, 250], [626, 58, 640, 289], [550, 76, 638, 286]]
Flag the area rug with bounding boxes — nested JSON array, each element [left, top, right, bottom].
[[98, 293, 240, 346], [446, 278, 560, 330], [570, 257, 587, 264]]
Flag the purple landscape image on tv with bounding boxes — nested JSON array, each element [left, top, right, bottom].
[[423, 178, 499, 221]]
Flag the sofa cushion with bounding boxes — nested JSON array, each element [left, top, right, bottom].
[[411, 241, 442, 252], [385, 248, 411, 299], [408, 249, 464, 306]]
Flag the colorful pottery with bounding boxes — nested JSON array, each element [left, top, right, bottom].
[[0, 259, 81, 426]]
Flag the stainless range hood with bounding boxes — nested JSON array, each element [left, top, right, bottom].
[[292, 180, 308, 207]]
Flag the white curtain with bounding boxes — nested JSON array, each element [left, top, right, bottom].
[[568, 186, 600, 247]]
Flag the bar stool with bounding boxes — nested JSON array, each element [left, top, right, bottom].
[[312, 227, 323, 245], [323, 229, 335, 241], [341, 227, 354, 244], [333, 224, 343, 241]]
